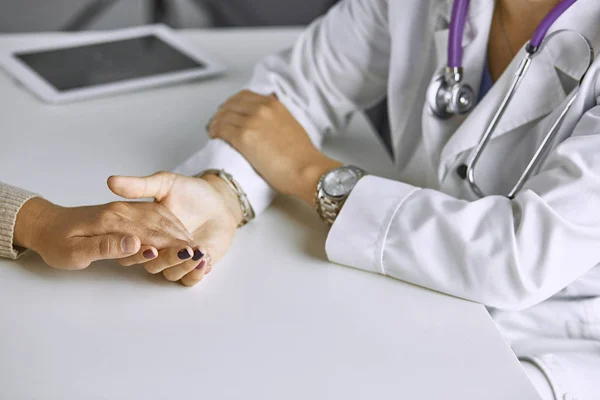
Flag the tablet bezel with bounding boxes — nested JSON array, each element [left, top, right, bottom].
[[0, 25, 226, 104]]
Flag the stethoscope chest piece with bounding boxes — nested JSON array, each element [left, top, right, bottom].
[[427, 67, 476, 119]]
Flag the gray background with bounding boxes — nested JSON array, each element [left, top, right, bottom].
[[0, 0, 211, 32], [0, 0, 338, 32]]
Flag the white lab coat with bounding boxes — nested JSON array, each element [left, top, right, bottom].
[[176, 0, 600, 397]]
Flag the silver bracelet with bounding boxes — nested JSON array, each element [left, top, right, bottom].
[[197, 169, 256, 228]]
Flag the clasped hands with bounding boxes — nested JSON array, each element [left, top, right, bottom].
[[15, 90, 341, 287], [15, 171, 242, 287]]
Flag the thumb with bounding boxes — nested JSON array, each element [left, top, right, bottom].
[[107, 172, 174, 201], [78, 234, 141, 264]]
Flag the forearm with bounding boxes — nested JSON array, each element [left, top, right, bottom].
[[13, 197, 57, 252], [206, 0, 389, 211], [0, 183, 41, 259]]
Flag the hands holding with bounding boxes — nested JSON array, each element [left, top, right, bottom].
[[14, 171, 242, 287], [12, 90, 329, 286], [107, 172, 241, 286], [13, 197, 192, 270]]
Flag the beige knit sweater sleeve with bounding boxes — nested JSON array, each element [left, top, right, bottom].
[[0, 182, 39, 259]]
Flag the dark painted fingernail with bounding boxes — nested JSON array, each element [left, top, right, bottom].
[[143, 249, 156, 259], [178, 249, 192, 260], [195, 260, 206, 270], [192, 249, 204, 261]]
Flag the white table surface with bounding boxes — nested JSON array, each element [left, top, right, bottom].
[[0, 29, 540, 400]]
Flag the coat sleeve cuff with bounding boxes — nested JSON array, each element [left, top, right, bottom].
[[172, 139, 276, 217], [325, 175, 420, 274], [0, 184, 39, 260]]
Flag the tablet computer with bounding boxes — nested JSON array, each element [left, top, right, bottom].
[[0, 25, 226, 104]]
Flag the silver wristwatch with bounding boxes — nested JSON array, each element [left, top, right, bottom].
[[315, 165, 366, 226]]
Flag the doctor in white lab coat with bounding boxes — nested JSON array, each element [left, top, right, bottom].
[[107, 1, 600, 398]]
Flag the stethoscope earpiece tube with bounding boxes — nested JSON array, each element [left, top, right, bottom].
[[530, 0, 578, 49], [447, 0, 470, 68]]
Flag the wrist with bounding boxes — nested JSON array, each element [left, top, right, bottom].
[[202, 174, 244, 226], [13, 197, 59, 252], [297, 157, 343, 206]]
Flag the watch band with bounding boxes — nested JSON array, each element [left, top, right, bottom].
[[315, 193, 343, 226], [197, 169, 255, 228], [314, 166, 366, 226]]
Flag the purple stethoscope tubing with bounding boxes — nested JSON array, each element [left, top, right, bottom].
[[448, 0, 578, 69], [448, 0, 470, 68], [530, 0, 578, 49]]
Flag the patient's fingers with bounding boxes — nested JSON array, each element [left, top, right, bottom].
[[119, 202, 192, 243], [180, 265, 207, 287], [158, 207, 193, 241], [134, 202, 193, 241], [119, 245, 158, 266], [162, 248, 207, 282], [143, 245, 194, 274]]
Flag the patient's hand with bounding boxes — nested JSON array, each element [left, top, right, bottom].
[[13, 197, 192, 270], [108, 172, 241, 287]]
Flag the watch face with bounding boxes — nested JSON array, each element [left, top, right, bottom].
[[323, 168, 359, 198]]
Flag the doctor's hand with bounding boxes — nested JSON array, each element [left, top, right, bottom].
[[207, 90, 342, 205], [108, 172, 241, 286], [13, 197, 192, 270]]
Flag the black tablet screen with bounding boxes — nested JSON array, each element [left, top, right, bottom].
[[16, 35, 205, 92]]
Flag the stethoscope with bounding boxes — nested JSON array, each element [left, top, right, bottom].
[[427, 0, 595, 199]]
